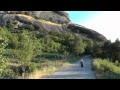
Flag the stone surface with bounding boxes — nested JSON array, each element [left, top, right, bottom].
[[0, 11, 107, 42]]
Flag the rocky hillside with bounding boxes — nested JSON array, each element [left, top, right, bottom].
[[0, 11, 107, 42]]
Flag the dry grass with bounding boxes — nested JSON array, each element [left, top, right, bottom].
[[17, 14, 62, 26], [8, 63, 20, 67], [94, 71, 103, 79], [39, 19, 62, 26], [17, 14, 35, 20], [27, 56, 79, 79], [27, 61, 70, 79]]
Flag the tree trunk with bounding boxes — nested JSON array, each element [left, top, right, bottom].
[[22, 64, 26, 79], [22, 72, 25, 79]]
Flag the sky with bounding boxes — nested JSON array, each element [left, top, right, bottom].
[[66, 11, 120, 42]]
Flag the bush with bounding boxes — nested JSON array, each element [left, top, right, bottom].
[[1, 69, 16, 79], [17, 63, 37, 76], [92, 58, 120, 79], [26, 63, 37, 73], [6, 22, 14, 32], [35, 53, 64, 59]]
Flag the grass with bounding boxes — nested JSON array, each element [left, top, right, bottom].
[[39, 19, 62, 26], [92, 58, 120, 79], [26, 56, 80, 79], [27, 62, 68, 79], [17, 14, 62, 26], [3, 49, 80, 79], [17, 14, 35, 20]]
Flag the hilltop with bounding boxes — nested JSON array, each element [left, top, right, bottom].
[[0, 11, 107, 42]]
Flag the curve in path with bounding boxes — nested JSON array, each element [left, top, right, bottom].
[[41, 55, 95, 79]]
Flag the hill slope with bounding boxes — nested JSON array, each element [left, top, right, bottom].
[[0, 11, 107, 42]]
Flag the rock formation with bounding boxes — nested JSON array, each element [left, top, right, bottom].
[[0, 11, 107, 42]]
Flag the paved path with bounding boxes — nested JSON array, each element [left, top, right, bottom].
[[41, 55, 96, 79]]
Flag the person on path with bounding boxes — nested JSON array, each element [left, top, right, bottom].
[[80, 59, 84, 70]]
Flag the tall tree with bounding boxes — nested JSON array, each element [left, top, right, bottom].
[[84, 38, 94, 54], [0, 36, 8, 78], [110, 38, 120, 62], [73, 36, 85, 56], [17, 30, 35, 79]]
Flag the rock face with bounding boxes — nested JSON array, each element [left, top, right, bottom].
[[0, 11, 70, 24], [67, 23, 107, 42], [0, 11, 107, 42]]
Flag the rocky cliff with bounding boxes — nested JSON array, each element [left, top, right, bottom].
[[0, 11, 107, 42]]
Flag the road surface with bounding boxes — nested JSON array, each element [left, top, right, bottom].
[[41, 55, 95, 79]]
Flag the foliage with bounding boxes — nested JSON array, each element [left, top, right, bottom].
[[0, 26, 94, 78], [84, 38, 94, 54], [92, 39, 120, 62], [17, 30, 35, 78], [40, 35, 61, 53], [6, 21, 14, 32], [73, 36, 86, 56], [26, 62, 37, 73], [1, 69, 15, 79], [92, 58, 120, 79], [0, 27, 19, 49], [0, 32, 9, 78]]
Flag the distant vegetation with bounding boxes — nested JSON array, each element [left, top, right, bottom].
[[0, 24, 94, 79], [92, 38, 120, 62], [91, 39, 120, 79]]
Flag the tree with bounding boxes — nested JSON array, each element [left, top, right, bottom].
[[110, 39, 120, 62], [92, 44, 103, 58], [73, 36, 85, 56], [17, 31, 35, 79], [6, 21, 14, 32], [40, 35, 61, 53], [64, 32, 75, 53], [101, 40, 112, 58], [0, 36, 8, 78], [84, 38, 94, 54], [7, 34, 19, 49]]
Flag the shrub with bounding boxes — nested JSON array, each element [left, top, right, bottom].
[[35, 53, 64, 59], [1, 69, 15, 79], [92, 58, 120, 79], [17, 62, 37, 76], [26, 63, 37, 73], [6, 21, 14, 32]]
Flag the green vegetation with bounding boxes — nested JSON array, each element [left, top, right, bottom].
[[91, 39, 120, 79], [0, 25, 93, 79], [73, 36, 86, 56], [92, 58, 120, 79], [0, 29, 15, 79], [92, 39, 120, 62], [17, 31, 35, 79], [3, 20, 120, 79], [27, 55, 80, 79], [6, 21, 14, 32]]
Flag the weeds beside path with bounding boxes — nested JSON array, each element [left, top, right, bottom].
[[41, 55, 96, 79], [27, 56, 80, 79]]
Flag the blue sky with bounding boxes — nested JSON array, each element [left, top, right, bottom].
[[66, 11, 100, 24], [66, 11, 120, 42]]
